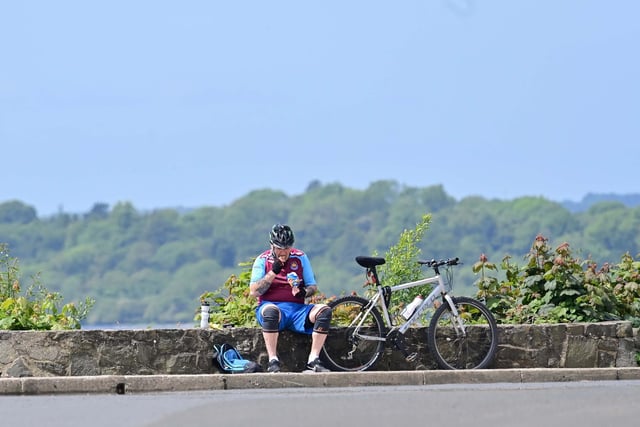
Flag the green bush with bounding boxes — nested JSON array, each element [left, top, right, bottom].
[[198, 260, 258, 328], [0, 243, 94, 330], [475, 234, 640, 326], [369, 213, 433, 320]]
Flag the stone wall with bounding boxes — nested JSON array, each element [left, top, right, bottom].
[[1, 321, 638, 377]]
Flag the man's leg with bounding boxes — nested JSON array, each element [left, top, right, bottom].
[[307, 304, 332, 363], [263, 330, 279, 360], [260, 304, 282, 372], [309, 331, 328, 359]]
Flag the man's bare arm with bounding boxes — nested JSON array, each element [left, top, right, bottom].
[[249, 271, 277, 297]]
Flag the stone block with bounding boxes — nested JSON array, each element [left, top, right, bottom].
[[565, 335, 597, 368], [616, 322, 633, 338], [615, 338, 637, 368], [586, 322, 617, 338]]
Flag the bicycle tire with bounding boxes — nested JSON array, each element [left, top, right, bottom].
[[320, 295, 386, 372], [427, 296, 498, 370]]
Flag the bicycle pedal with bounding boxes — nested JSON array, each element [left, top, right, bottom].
[[406, 352, 418, 362]]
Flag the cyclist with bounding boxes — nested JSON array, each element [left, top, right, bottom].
[[249, 224, 332, 373]]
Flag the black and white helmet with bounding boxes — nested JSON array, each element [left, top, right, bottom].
[[269, 224, 295, 248]]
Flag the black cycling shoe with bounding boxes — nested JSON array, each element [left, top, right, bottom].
[[267, 359, 281, 373], [304, 358, 330, 373]]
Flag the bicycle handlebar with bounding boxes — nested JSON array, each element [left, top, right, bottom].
[[417, 257, 460, 268]]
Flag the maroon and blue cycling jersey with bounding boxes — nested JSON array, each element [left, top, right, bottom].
[[250, 248, 317, 304]]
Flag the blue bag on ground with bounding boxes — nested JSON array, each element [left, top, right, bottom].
[[212, 343, 262, 373]]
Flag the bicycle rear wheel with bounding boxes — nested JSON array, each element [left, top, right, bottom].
[[320, 295, 386, 372], [427, 296, 498, 370]]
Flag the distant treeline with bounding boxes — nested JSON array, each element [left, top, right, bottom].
[[1, 181, 639, 326]]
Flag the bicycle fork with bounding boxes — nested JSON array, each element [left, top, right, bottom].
[[443, 294, 467, 334]]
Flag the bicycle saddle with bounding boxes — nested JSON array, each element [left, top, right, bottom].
[[355, 256, 386, 268]]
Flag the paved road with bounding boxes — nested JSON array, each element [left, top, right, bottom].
[[2, 381, 639, 427]]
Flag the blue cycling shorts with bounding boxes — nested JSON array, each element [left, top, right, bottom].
[[256, 301, 314, 335]]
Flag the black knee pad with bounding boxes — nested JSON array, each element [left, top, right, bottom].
[[261, 305, 280, 333], [313, 306, 332, 334]]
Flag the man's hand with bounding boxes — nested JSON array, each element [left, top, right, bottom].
[[293, 286, 307, 299], [271, 259, 283, 274]]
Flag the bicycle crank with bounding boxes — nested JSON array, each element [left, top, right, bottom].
[[388, 331, 418, 362]]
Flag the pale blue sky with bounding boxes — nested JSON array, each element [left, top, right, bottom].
[[2, 1, 639, 216]]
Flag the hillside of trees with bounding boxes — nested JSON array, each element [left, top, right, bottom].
[[1, 180, 639, 326]]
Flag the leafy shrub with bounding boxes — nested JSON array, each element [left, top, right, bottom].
[[198, 261, 258, 328], [0, 243, 94, 330], [369, 214, 433, 320], [475, 234, 640, 326]]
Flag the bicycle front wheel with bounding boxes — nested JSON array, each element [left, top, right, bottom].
[[320, 295, 386, 372], [427, 296, 498, 370]]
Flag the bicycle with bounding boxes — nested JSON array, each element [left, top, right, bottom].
[[320, 256, 498, 371]]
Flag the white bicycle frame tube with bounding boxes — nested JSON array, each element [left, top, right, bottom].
[[350, 269, 463, 342], [380, 276, 439, 326]]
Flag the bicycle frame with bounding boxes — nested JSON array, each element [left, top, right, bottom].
[[351, 271, 463, 343]]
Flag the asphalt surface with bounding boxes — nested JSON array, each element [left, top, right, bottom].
[[2, 367, 639, 395], [4, 381, 640, 427]]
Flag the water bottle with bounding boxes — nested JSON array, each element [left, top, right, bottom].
[[401, 295, 423, 320], [286, 272, 300, 287], [200, 302, 210, 329]]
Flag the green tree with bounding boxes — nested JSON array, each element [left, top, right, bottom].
[[0, 200, 37, 224]]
